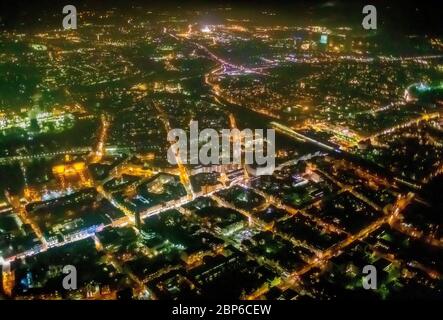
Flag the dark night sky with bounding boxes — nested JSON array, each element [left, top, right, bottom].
[[0, 0, 442, 35]]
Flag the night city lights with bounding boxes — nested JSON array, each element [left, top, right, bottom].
[[0, 0, 442, 315]]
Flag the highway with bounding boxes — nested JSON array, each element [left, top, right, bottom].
[[272, 121, 340, 153], [0, 147, 92, 165]]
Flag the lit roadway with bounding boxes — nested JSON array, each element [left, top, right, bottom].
[[5, 179, 231, 263], [0, 147, 92, 165], [388, 193, 443, 250], [169, 32, 269, 76], [5, 193, 48, 250], [94, 235, 150, 299], [152, 102, 194, 197], [243, 183, 349, 237], [391, 222, 443, 249], [272, 121, 424, 191], [210, 193, 289, 275], [314, 167, 383, 213], [288, 194, 414, 281], [271, 121, 340, 153], [246, 171, 443, 296], [246, 193, 416, 299], [90, 114, 110, 163], [365, 112, 441, 143]]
